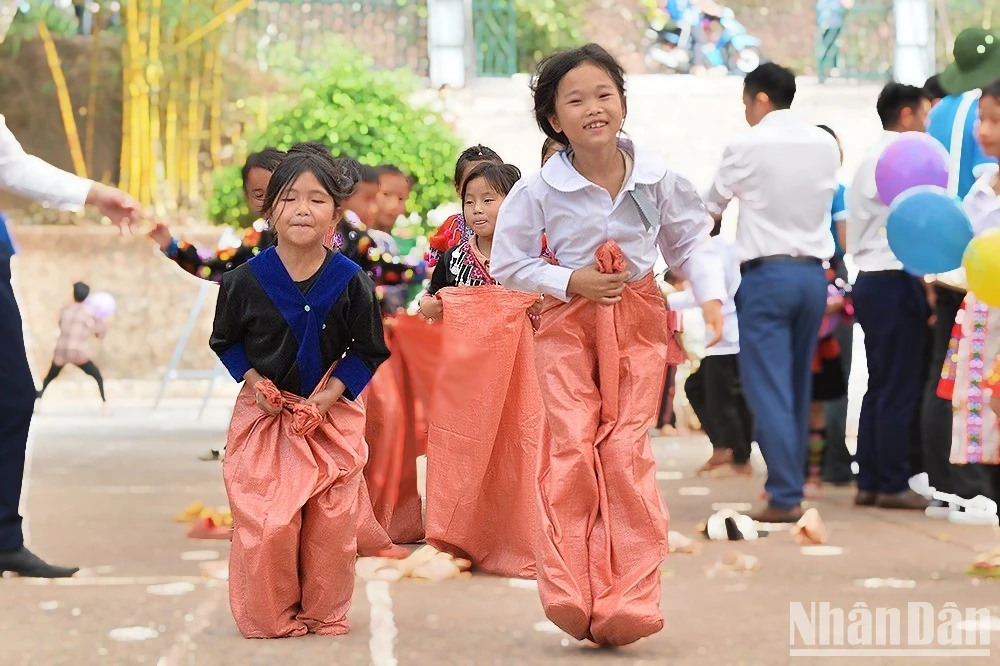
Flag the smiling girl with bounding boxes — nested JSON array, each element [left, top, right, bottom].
[[210, 147, 390, 639], [491, 44, 727, 646]]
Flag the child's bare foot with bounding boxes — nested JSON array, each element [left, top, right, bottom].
[[730, 462, 753, 477], [804, 477, 824, 499], [697, 449, 733, 475]]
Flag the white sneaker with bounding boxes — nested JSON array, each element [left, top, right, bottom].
[[925, 500, 953, 519], [948, 509, 1000, 526]]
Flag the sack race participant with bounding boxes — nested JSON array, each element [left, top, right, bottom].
[[211, 149, 389, 638], [421, 163, 542, 579]]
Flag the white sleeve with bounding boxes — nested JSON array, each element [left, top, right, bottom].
[[0, 116, 92, 210], [703, 142, 745, 217], [491, 178, 575, 301], [655, 172, 728, 305], [666, 289, 698, 311], [845, 159, 874, 256]]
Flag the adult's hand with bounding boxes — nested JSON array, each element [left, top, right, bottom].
[[85, 183, 142, 230]]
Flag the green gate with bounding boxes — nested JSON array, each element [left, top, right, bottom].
[[817, 1, 894, 82], [473, 0, 517, 77]]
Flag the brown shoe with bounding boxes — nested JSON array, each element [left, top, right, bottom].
[[875, 489, 931, 510], [749, 504, 804, 523], [855, 490, 877, 506]]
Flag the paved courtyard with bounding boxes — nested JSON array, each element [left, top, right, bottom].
[[3, 399, 998, 666]]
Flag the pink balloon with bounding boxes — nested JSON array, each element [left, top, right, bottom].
[[84, 292, 116, 320], [874, 132, 949, 206]]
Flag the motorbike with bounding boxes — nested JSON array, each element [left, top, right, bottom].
[[645, 7, 764, 75]]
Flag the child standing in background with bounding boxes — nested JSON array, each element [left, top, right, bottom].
[[36, 281, 109, 413], [491, 44, 725, 646], [666, 236, 752, 475], [425, 146, 505, 267]]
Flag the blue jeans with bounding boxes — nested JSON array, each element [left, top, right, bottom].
[[736, 259, 828, 510]]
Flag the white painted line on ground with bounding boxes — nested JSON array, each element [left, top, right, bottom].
[[366, 581, 398, 666], [799, 545, 844, 556], [109, 626, 160, 642], [147, 582, 197, 596], [507, 578, 538, 590], [180, 550, 220, 561], [23, 576, 207, 587], [655, 471, 684, 480]]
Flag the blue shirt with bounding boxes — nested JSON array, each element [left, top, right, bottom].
[[816, 0, 847, 29], [927, 92, 998, 200], [0, 213, 13, 258], [830, 183, 847, 258]]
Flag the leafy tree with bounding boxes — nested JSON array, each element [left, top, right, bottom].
[[209, 43, 461, 230]]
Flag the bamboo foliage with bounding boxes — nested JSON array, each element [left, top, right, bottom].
[[116, 0, 253, 212], [37, 21, 87, 178]]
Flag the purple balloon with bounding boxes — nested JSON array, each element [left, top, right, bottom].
[[84, 292, 116, 320], [874, 132, 949, 206]]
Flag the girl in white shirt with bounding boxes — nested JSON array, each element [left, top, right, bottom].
[[491, 43, 726, 647]]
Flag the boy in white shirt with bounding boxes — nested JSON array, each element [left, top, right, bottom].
[[666, 235, 752, 475]]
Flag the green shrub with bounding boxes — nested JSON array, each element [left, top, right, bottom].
[[514, 0, 585, 72], [208, 43, 462, 229]]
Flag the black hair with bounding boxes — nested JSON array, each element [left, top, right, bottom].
[[460, 162, 522, 203], [531, 43, 627, 144], [376, 164, 412, 186], [334, 157, 363, 198], [923, 74, 946, 101], [876, 82, 928, 129], [261, 150, 355, 219], [454, 145, 503, 190], [541, 137, 565, 164], [816, 124, 837, 140], [743, 62, 796, 110], [982, 77, 1000, 101], [358, 163, 379, 184], [287, 141, 333, 160], [73, 281, 90, 303], [240, 147, 285, 191]]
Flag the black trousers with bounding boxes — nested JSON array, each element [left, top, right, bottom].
[[822, 258, 855, 483], [686, 354, 754, 464], [0, 251, 35, 552], [853, 271, 929, 494], [40, 360, 106, 401], [656, 365, 677, 429]]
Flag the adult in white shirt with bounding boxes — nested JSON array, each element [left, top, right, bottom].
[[0, 115, 140, 579], [846, 83, 933, 510], [704, 63, 840, 523], [666, 235, 753, 475]]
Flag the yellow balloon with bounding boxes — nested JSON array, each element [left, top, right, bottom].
[[963, 229, 1000, 307]]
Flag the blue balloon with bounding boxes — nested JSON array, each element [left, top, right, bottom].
[[886, 187, 973, 275]]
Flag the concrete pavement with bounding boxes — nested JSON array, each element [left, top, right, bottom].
[[3, 400, 998, 665]]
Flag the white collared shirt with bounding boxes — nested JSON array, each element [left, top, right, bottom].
[[704, 109, 840, 263], [491, 140, 727, 306], [963, 164, 1000, 237], [666, 235, 741, 355], [0, 116, 92, 210], [846, 130, 904, 272]]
